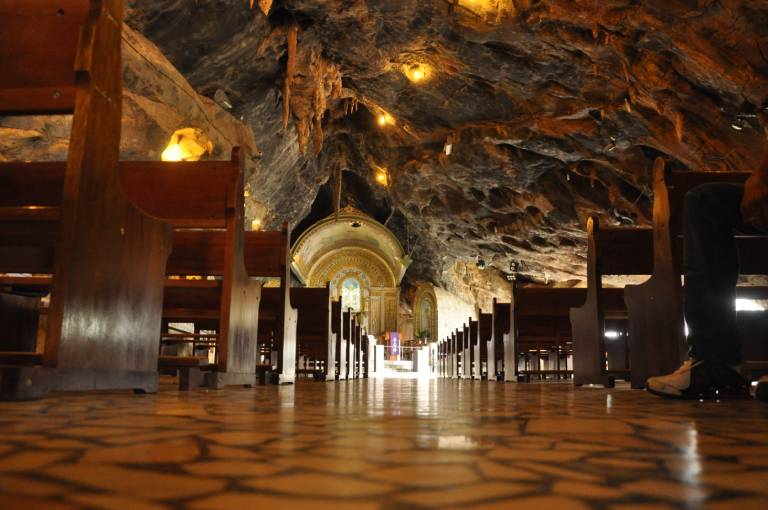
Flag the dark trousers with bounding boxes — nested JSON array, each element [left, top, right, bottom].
[[684, 183, 759, 365]]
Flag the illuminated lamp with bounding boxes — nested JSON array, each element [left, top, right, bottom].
[[373, 166, 390, 187], [404, 63, 431, 83], [377, 112, 395, 127], [161, 128, 213, 162]]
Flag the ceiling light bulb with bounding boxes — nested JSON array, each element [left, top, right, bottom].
[[377, 113, 394, 127], [410, 65, 425, 82], [375, 172, 389, 186]]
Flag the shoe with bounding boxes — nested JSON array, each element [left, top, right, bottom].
[[646, 358, 747, 399], [756, 376, 768, 403]]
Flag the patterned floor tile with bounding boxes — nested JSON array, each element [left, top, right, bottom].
[[467, 495, 592, 510], [242, 472, 393, 497], [80, 438, 200, 464], [187, 492, 381, 510], [0, 378, 765, 509], [364, 464, 479, 487], [552, 480, 625, 500], [394, 481, 534, 507], [67, 493, 172, 510], [0, 451, 72, 473], [45, 464, 226, 500]]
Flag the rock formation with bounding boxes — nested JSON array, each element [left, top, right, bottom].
[[9, 1, 768, 288]]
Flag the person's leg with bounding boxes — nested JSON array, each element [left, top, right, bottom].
[[683, 182, 748, 365], [647, 182, 750, 398]]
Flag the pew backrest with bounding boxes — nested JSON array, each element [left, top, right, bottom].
[[121, 150, 242, 230], [291, 284, 331, 338], [0, 0, 92, 115], [0, 0, 176, 376]]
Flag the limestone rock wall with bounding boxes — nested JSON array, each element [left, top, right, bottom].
[[434, 286, 476, 343], [124, 0, 768, 287], [7, 1, 768, 291]]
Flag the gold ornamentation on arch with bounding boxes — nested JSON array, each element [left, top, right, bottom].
[[307, 247, 396, 289]]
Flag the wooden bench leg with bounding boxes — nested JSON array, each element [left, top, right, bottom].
[[179, 367, 203, 391], [256, 369, 271, 386], [0, 293, 41, 353]]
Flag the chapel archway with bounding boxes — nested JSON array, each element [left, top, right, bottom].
[[291, 206, 410, 335], [412, 283, 438, 344]]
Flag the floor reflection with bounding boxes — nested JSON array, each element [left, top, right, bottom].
[[0, 378, 766, 509]]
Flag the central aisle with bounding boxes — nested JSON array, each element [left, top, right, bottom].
[[0, 378, 766, 509]]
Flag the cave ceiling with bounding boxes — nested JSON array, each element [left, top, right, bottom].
[[126, 0, 768, 286]]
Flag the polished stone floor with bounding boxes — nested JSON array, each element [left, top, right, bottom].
[[0, 377, 767, 510]]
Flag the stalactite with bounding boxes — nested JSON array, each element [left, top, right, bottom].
[[332, 164, 342, 218], [281, 27, 342, 156], [674, 112, 684, 143], [312, 58, 326, 157], [283, 24, 298, 131], [248, 0, 272, 16]]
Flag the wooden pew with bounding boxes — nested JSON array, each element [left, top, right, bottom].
[[348, 312, 356, 379], [437, 338, 443, 377], [331, 300, 342, 379], [453, 329, 460, 378], [448, 332, 457, 378], [245, 226, 297, 385], [464, 317, 480, 379], [514, 285, 626, 383], [121, 149, 261, 390], [0, 0, 173, 399], [458, 323, 467, 379], [438, 337, 444, 377], [468, 318, 479, 379], [477, 313, 492, 380], [624, 162, 768, 386], [572, 158, 767, 388], [458, 322, 464, 379], [352, 320, 361, 379], [442, 336, 449, 377], [363, 326, 369, 378], [291, 284, 336, 382], [452, 331, 459, 379], [336, 307, 349, 380], [569, 215, 654, 387], [491, 299, 513, 381], [339, 308, 354, 380], [443, 335, 450, 378], [443, 334, 450, 378], [1, 151, 255, 390]]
